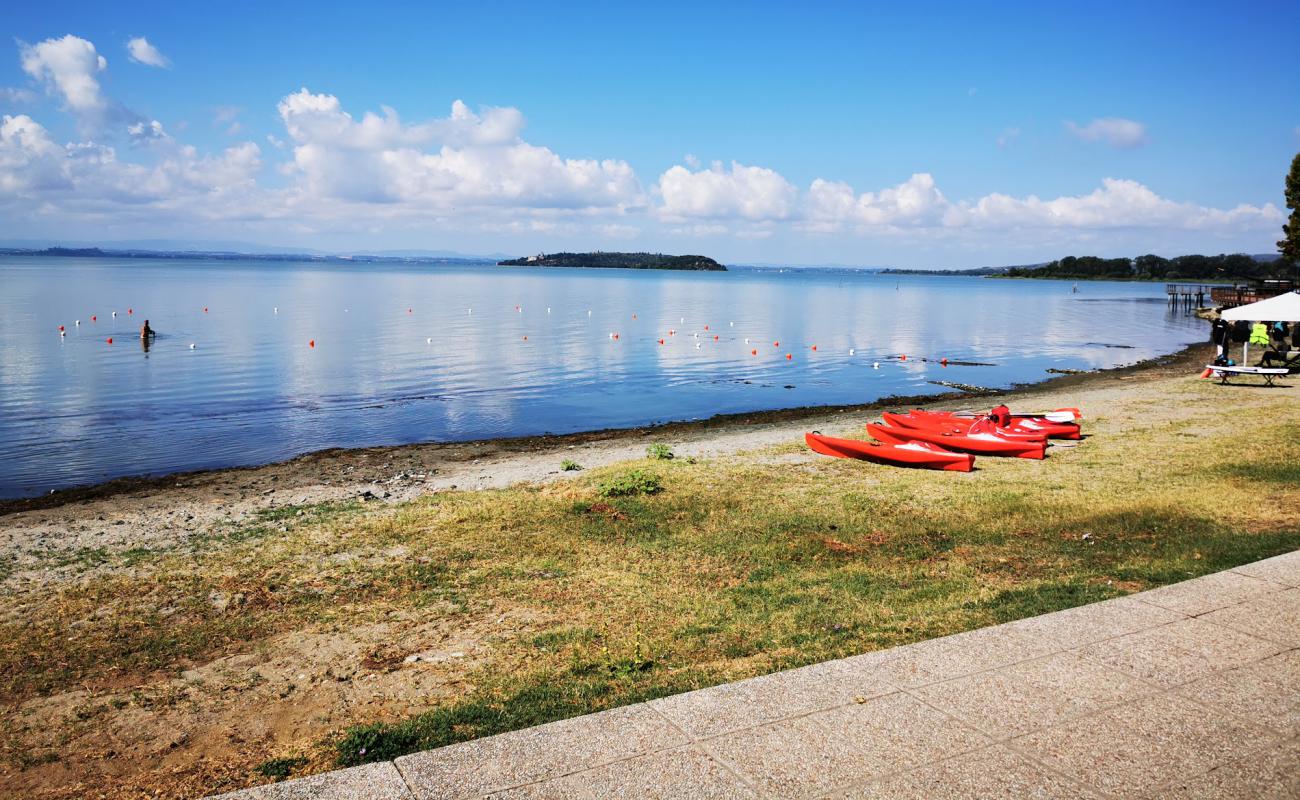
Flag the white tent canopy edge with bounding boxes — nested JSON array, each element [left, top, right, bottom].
[[1220, 290, 1300, 323]]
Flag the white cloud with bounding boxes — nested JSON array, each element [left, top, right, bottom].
[[1066, 117, 1148, 149], [126, 37, 170, 68], [275, 88, 641, 211], [657, 161, 797, 221], [19, 35, 110, 124], [805, 173, 950, 230], [996, 127, 1020, 148], [0, 113, 262, 221], [954, 178, 1281, 231], [0, 87, 37, 104]]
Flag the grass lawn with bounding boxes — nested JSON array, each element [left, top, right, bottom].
[[2, 372, 1298, 795]]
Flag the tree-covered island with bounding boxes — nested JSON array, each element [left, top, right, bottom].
[[498, 252, 727, 271]]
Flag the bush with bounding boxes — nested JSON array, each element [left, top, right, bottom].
[[255, 756, 308, 781], [645, 443, 674, 460], [561, 459, 583, 471], [597, 469, 663, 497]]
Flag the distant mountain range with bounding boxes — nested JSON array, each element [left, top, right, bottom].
[[0, 239, 510, 261], [0, 244, 503, 265]]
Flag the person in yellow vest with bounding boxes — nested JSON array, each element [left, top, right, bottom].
[[1249, 322, 1270, 364], [1249, 322, 1269, 346]]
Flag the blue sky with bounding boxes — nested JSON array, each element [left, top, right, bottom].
[[1, 1, 1297, 266]]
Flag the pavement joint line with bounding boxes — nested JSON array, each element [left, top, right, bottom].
[[1131, 732, 1300, 800], [897, 653, 1170, 745], [641, 700, 774, 797]]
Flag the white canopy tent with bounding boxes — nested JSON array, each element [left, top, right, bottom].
[[1220, 290, 1300, 322], [1219, 290, 1300, 364]]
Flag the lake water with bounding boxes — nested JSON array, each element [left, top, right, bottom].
[[0, 256, 1206, 498]]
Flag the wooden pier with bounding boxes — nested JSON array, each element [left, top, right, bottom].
[[1165, 284, 1210, 310], [1206, 281, 1296, 309]]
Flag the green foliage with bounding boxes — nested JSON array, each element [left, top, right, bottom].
[[255, 756, 308, 781], [498, 252, 726, 271], [560, 459, 583, 471], [1280, 153, 1300, 265], [645, 443, 675, 461], [597, 469, 663, 497], [1003, 252, 1287, 281]]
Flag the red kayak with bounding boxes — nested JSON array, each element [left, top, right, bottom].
[[881, 412, 1048, 442], [867, 422, 1046, 459], [806, 432, 974, 472], [933, 410, 1082, 440]]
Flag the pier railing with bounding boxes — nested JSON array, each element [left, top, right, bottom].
[[1207, 283, 1295, 309]]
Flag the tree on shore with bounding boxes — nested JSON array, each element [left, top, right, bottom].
[[1281, 153, 1300, 266]]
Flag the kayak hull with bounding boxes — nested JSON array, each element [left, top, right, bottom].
[[867, 423, 1046, 459], [806, 432, 975, 471]]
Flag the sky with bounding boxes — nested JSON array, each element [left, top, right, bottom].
[[1, 1, 1298, 267]]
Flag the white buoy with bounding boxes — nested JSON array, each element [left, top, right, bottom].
[[873, 362, 880, 369], [426, 338, 433, 344], [680, 317, 685, 323], [274, 307, 278, 314], [849, 348, 855, 356], [547, 307, 551, 314], [75, 320, 80, 326], [744, 338, 750, 344], [695, 342, 701, 349], [693, 332, 699, 338], [190, 343, 196, 349], [729, 321, 734, 326], [587, 310, 592, 316], [468, 308, 472, 314], [60, 330, 66, 337], [112, 311, 117, 318]]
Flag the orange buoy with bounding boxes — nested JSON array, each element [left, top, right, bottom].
[[704, 325, 709, 330], [58, 325, 64, 331], [941, 358, 948, 366], [309, 339, 315, 348], [408, 308, 412, 314], [751, 349, 757, 355], [786, 353, 792, 360], [658, 339, 665, 345], [106, 337, 113, 344], [91, 315, 97, 321], [811, 345, 817, 351], [773, 341, 779, 347], [128, 308, 133, 315], [523, 335, 528, 341], [899, 354, 907, 361], [713, 335, 719, 341]]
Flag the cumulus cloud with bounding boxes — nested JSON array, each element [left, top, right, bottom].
[[954, 177, 1280, 231], [1066, 117, 1148, 149], [0, 112, 262, 220], [996, 127, 1020, 148], [657, 161, 797, 221], [126, 37, 170, 68], [805, 173, 950, 230], [19, 35, 110, 124], [276, 89, 640, 211]]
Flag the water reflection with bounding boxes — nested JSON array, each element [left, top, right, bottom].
[[0, 257, 1207, 497]]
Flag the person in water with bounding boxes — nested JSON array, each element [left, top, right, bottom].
[[140, 319, 155, 339]]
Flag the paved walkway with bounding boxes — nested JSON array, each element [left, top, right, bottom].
[[213, 550, 1300, 799]]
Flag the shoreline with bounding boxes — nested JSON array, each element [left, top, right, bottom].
[[0, 342, 1208, 518]]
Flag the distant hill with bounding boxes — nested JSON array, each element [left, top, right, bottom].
[[0, 246, 498, 266], [499, 252, 726, 271]]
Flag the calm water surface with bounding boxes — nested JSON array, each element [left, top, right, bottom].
[[0, 257, 1205, 497]]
